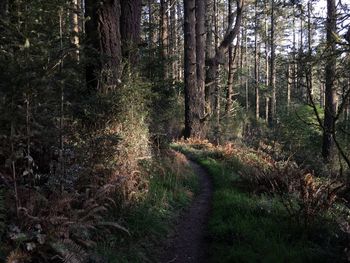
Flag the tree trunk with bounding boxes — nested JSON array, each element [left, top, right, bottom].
[[322, 0, 337, 162], [205, 0, 214, 112], [269, 0, 276, 124], [254, 0, 259, 119], [196, 0, 207, 118], [307, 0, 313, 102], [298, 6, 305, 101], [85, 0, 122, 93], [264, 0, 269, 91], [292, 5, 297, 96], [147, 0, 154, 78], [265, 96, 269, 123], [170, 0, 177, 81], [177, 1, 183, 81], [0, 0, 7, 18], [287, 63, 291, 113], [70, 0, 80, 60], [225, 0, 238, 114], [184, 0, 201, 138], [120, 0, 142, 62], [160, 0, 169, 78], [206, 0, 244, 116], [214, 0, 220, 143]]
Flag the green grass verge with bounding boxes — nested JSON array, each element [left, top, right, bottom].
[[97, 157, 199, 263], [173, 144, 344, 263]]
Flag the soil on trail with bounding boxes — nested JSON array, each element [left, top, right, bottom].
[[158, 160, 213, 263]]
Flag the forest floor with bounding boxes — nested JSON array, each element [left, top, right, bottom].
[[158, 160, 213, 263]]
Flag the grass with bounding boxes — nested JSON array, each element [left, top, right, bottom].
[[173, 143, 345, 263], [97, 151, 199, 262]]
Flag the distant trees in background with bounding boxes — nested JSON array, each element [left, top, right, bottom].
[[0, 0, 350, 260]]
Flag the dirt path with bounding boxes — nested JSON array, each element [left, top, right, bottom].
[[158, 159, 213, 263]]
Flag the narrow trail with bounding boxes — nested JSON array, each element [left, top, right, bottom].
[[159, 159, 213, 263]]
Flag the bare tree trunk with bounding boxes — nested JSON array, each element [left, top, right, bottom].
[[160, 0, 169, 78], [148, 0, 153, 49], [320, 82, 325, 108], [85, 0, 122, 93], [245, 54, 250, 113], [240, 25, 244, 92], [269, 0, 276, 124], [206, 0, 244, 116], [10, 104, 20, 216], [214, 0, 220, 142], [298, 6, 304, 101], [70, 0, 80, 60], [147, 0, 154, 78], [196, 0, 206, 118], [287, 63, 291, 113], [254, 0, 259, 119], [170, 0, 177, 81], [307, 0, 313, 102], [322, 0, 337, 162], [205, 0, 214, 112], [0, 0, 8, 18], [225, 0, 238, 114], [184, 0, 201, 138], [264, 0, 269, 118], [245, 38, 249, 112], [177, 1, 183, 81], [265, 96, 269, 123], [292, 5, 297, 96], [120, 0, 142, 63]]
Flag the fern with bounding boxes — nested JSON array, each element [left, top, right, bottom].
[[51, 240, 88, 263], [6, 249, 31, 263]]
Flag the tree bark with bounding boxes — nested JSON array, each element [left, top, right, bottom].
[[205, 0, 214, 111], [70, 0, 80, 60], [85, 0, 122, 93], [214, 0, 220, 143], [160, 0, 169, 78], [265, 0, 269, 90], [177, 1, 183, 81], [307, 0, 313, 103], [292, 5, 297, 96], [120, 0, 142, 62], [184, 0, 201, 138], [254, 0, 259, 119], [206, 0, 244, 115], [287, 63, 291, 113], [196, 0, 207, 118], [269, 0, 276, 124], [0, 0, 7, 18], [298, 5, 304, 101], [170, 0, 177, 81], [225, 0, 238, 114], [265, 96, 269, 123], [322, 0, 337, 162]]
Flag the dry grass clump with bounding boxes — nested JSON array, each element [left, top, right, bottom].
[[174, 139, 346, 227]]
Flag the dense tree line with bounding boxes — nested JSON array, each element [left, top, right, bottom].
[[0, 0, 349, 261]]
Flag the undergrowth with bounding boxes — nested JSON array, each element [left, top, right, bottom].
[[97, 150, 199, 263], [172, 139, 347, 263]]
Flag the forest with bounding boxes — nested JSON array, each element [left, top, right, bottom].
[[0, 0, 350, 262]]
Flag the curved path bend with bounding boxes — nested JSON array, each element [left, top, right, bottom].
[[159, 159, 213, 263]]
